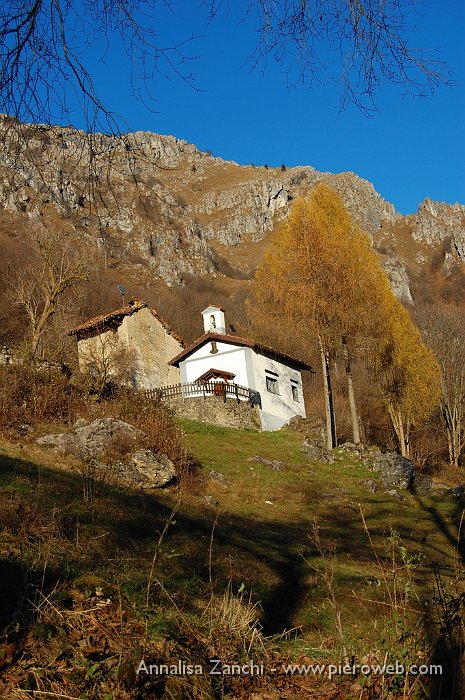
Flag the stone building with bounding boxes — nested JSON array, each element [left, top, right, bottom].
[[68, 298, 184, 389]]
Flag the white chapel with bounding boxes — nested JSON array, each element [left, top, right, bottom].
[[169, 305, 312, 431]]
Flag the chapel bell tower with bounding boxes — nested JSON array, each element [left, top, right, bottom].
[[201, 305, 226, 335]]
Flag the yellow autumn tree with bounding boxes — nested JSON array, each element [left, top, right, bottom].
[[252, 183, 441, 455], [253, 184, 373, 447], [374, 292, 441, 457]]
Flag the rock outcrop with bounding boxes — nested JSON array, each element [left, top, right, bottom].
[[36, 418, 142, 455], [371, 452, 415, 490], [36, 418, 176, 488], [0, 116, 463, 293], [410, 199, 465, 260], [381, 257, 413, 304], [129, 450, 177, 488], [301, 439, 335, 464]]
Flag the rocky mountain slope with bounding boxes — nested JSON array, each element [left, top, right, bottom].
[[1, 115, 464, 303]]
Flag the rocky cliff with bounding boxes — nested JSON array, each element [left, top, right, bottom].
[[0, 115, 464, 301]]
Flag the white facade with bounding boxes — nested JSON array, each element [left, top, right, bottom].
[[180, 340, 249, 387], [176, 335, 307, 431], [248, 349, 306, 431]]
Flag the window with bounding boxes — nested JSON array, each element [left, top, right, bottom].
[[265, 369, 279, 394], [210, 314, 216, 330], [266, 376, 279, 394], [291, 379, 299, 402]]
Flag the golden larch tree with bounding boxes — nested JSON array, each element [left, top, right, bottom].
[[253, 185, 371, 447], [252, 183, 441, 455]]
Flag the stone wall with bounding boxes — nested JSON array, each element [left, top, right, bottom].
[[77, 306, 182, 390], [166, 396, 261, 431]]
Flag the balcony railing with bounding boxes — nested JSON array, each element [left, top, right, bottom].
[[144, 382, 261, 407]]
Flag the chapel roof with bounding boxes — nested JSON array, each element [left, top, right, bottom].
[[201, 304, 225, 313], [168, 332, 313, 371], [195, 368, 236, 382]]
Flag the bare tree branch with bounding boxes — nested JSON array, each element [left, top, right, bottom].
[[1, 0, 454, 129], [9, 231, 88, 359], [0, 0, 200, 131], [416, 302, 465, 467], [204, 0, 454, 114]]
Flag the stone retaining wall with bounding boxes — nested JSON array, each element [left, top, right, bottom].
[[166, 396, 261, 431]]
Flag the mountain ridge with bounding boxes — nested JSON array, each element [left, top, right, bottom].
[[0, 116, 464, 305]]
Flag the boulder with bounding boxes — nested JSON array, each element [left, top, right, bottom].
[[203, 495, 220, 509], [288, 416, 326, 444], [209, 470, 227, 485], [37, 419, 176, 489], [339, 443, 382, 462], [129, 450, 176, 488], [450, 484, 465, 498], [339, 441, 363, 455], [371, 452, 414, 490], [363, 479, 378, 493], [37, 418, 143, 457], [74, 418, 88, 429], [411, 473, 433, 494], [302, 439, 335, 464], [247, 456, 285, 471]]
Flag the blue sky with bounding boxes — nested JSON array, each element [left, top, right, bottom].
[[77, 0, 464, 215]]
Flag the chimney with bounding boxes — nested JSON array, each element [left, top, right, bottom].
[[201, 305, 226, 335]]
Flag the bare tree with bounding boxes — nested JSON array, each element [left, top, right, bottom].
[[78, 332, 137, 397], [0, 0, 199, 131], [416, 303, 465, 467], [0, 0, 453, 129], [10, 232, 88, 360], [203, 0, 453, 114]]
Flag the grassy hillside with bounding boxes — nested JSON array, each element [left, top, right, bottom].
[[1, 417, 464, 699]]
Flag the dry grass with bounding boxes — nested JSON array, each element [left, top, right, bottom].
[[0, 364, 80, 437], [204, 583, 266, 662], [1, 403, 464, 698]]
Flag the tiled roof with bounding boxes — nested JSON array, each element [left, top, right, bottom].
[[168, 332, 313, 371], [149, 308, 185, 346], [67, 298, 185, 346], [195, 368, 236, 382], [202, 304, 225, 312]]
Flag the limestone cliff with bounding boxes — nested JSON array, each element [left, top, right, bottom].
[[0, 116, 463, 300], [410, 199, 465, 261]]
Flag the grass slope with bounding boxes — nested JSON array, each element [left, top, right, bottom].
[[0, 421, 464, 698]]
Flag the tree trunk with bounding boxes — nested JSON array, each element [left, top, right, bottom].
[[443, 401, 463, 468], [28, 297, 57, 360], [388, 405, 408, 457], [446, 427, 455, 468], [450, 422, 462, 468], [342, 338, 360, 445], [318, 335, 337, 450], [396, 410, 408, 457], [404, 420, 411, 458]]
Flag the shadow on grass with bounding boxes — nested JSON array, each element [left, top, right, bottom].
[[407, 483, 465, 700], [408, 483, 465, 565], [1, 450, 464, 689]]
